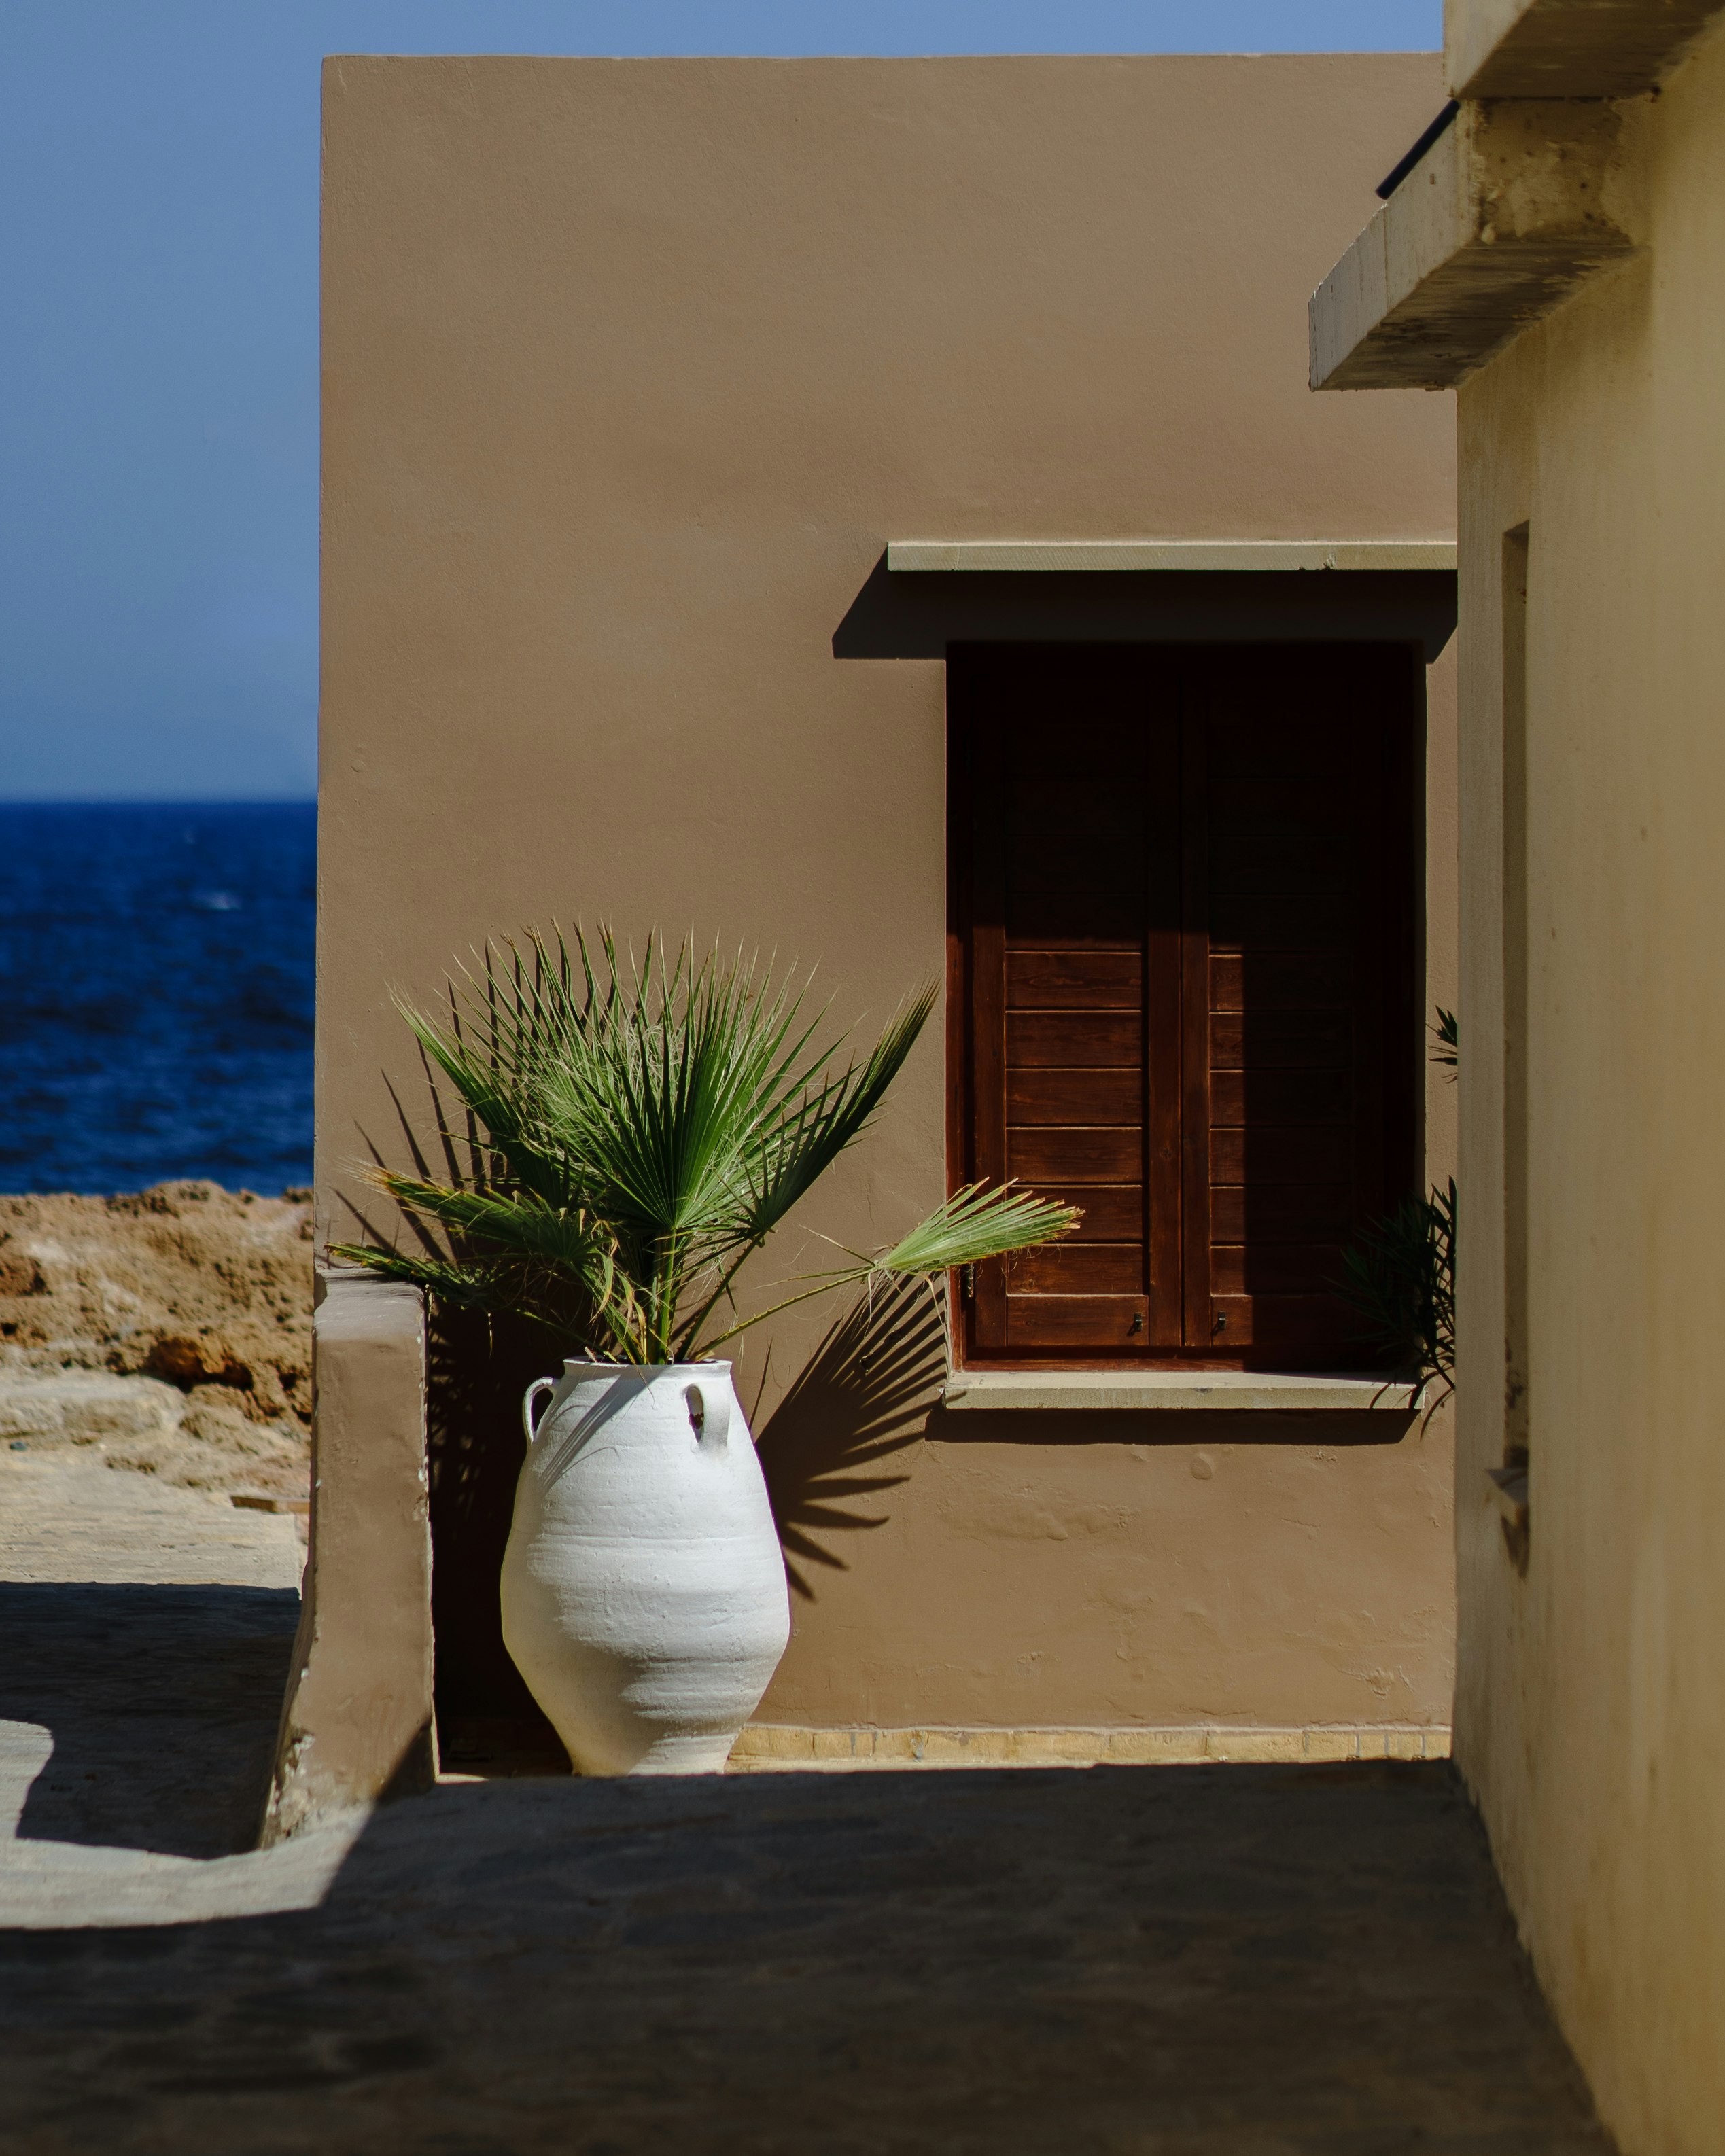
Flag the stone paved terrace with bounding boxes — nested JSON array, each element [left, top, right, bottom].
[[0, 1453, 1612, 2154]]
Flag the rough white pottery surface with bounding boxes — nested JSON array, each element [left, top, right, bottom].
[[501, 1363, 791, 1775]]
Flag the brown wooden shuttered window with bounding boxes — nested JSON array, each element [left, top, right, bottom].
[[947, 642, 1419, 1372]]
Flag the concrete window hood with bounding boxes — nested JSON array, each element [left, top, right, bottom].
[[942, 1369, 1425, 1411], [886, 540, 1456, 573]]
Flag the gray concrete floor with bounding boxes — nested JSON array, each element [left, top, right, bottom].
[[0, 1457, 1612, 2154], [0, 1451, 304, 1589]]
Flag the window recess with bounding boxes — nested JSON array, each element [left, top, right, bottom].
[[948, 641, 1421, 1373]]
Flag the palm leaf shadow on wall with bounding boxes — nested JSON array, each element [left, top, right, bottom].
[[755, 1274, 947, 1602]]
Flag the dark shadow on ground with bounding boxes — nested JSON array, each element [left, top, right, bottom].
[[755, 1278, 946, 1600], [0, 1759, 1612, 2153], [0, 1583, 298, 1858]]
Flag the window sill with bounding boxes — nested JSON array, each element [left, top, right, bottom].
[[941, 1369, 1423, 1413]]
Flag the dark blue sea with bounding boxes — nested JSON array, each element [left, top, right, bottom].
[[0, 803, 315, 1195]]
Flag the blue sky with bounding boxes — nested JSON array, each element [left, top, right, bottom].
[[0, 2, 1442, 801]]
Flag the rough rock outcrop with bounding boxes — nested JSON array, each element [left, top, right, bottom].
[[0, 1182, 312, 1497]]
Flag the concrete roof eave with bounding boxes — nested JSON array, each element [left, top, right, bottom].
[[1447, 0, 1725, 98], [1310, 98, 1638, 392]]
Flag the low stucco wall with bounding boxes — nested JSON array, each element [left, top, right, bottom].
[[1454, 20, 1725, 2150], [266, 1273, 432, 1841], [759, 1404, 1454, 1731], [319, 54, 1458, 1739]]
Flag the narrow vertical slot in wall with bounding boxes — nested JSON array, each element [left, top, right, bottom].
[[1501, 525, 1531, 1474]]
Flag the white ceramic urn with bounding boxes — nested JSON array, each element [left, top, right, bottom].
[[499, 1360, 791, 1775]]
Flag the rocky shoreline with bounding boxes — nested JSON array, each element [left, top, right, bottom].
[[0, 1182, 313, 1499]]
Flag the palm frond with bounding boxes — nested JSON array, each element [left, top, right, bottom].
[[327, 1241, 510, 1309], [684, 1182, 1080, 1356], [871, 1181, 1082, 1275], [1334, 1178, 1456, 1412], [396, 998, 572, 1208], [345, 925, 1075, 1371], [737, 987, 939, 1245], [365, 1173, 608, 1280]]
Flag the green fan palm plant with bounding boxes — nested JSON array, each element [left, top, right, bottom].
[[333, 927, 1079, 1364], [1335, 1178, 1456, 1411], [1333, 1006, 1459, 1413]]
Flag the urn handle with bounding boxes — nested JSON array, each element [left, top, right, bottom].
[[684, 1381, 730, 1450], [522, 1375, 557, 1447]]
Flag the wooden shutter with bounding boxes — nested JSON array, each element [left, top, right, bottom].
[[1183, 646, 1418, 1365], [951, 648, 1181, 1355], [950, 641, 1417, 1371]]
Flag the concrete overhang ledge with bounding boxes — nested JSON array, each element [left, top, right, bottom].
[[887, 540, 1456, 573], [943, 1369, 1424, 1412], [1448, 0, 1725, 97], [1310, 97, 1637, 391]]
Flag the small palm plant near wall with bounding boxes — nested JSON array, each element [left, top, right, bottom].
[[334, 926, 1075, 1356], [1334, 1006, 1458, 1412], [1336, 1178, 1455, 1409], [334, 927, 1079, 1778]]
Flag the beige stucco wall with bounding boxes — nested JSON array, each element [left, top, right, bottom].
[[1453, 21, 1725, 2151], [319, 55, 1459, 1737]]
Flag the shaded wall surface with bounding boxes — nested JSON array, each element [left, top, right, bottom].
[[1452, 21, 1725, 2153], [319, 54, 1459, 1733]]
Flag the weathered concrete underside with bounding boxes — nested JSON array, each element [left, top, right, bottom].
[[1, 1572, 1611, 2152], [1312, 101, 1636, 391], [1448, 0, 1725, 96]]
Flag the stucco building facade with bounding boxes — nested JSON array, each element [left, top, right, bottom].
[[1314, 3, 1725, 2149], [290, 54, 1461, 1812]]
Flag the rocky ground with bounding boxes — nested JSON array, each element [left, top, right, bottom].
[[0, 1183, 313, 1500]]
